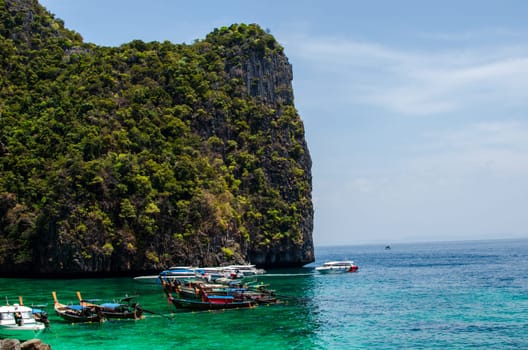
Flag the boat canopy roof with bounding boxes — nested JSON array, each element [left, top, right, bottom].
[[67, 305, 87, 311], [100, 303, 122, 309], [207, 295, 234, 300], [0, 304, 33, 312]]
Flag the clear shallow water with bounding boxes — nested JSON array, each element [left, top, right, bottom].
[[1, 238, 527, 349]]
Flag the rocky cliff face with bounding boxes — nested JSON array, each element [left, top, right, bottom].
[[0, 2, 314, 275], [222, 30, 314, 267]]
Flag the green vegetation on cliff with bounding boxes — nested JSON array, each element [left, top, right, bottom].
[[0, 0, 313, 274]]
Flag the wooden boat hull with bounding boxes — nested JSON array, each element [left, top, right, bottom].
[[77, 292, 143, 320], [170, 297, 256, 311], [54, 305, 103, 323], [100, 306, 143, 320], [101, 311, 142, 319]]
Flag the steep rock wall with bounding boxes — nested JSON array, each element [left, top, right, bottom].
[[0, 2, 314, 275]]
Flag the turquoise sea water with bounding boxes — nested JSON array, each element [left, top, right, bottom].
[[1, 238, 528, 349]]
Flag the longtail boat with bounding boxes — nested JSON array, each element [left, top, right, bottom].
[[52, 291, 104, 323], [167, 294, 256, 311], [76, 292, 143, 320]]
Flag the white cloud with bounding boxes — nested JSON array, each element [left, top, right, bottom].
[[285, 35, 528, 116], [345, 177, 375, 193], [312, 119, 528, 244], [424, 121, 528, 150], [285, 31, 528, 244], [418, 27, 528, 44], [414, 121, 528, 177]]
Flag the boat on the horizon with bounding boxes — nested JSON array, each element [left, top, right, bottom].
[[0, 301, 46, 340], [315, 261, 359, 274]]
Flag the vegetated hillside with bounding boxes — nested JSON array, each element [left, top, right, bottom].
[[0, 0, 314, 275]]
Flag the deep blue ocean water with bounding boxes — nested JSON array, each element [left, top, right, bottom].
[[1, 238, 527, 349]]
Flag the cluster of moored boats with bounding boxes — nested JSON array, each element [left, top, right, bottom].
[[52, 291, 143, 323], [154, 264, 276, 310], [1, 261, 359, 340], [161, 277, 277, 310], [0, 264, 270, 340], [0, 291, 144, 340], [0, 292, 143, 340]]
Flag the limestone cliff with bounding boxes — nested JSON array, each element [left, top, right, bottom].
[[0, 0, 314, 275]]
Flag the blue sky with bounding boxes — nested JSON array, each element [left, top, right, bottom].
[[40, 1, 528, 246]]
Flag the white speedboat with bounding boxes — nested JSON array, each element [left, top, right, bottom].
[[134, 266, 199, 284], [224, 264, 266, 276], [134, 264, 266, 284], [0, 303, 46, 340], [315, 261, 359, 274]]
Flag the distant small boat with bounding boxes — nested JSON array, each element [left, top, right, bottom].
[[0, 301, 46, 340], [385, 245, 391, 250], [315, 261, 359, 274], [52, 291, 104, 323]]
